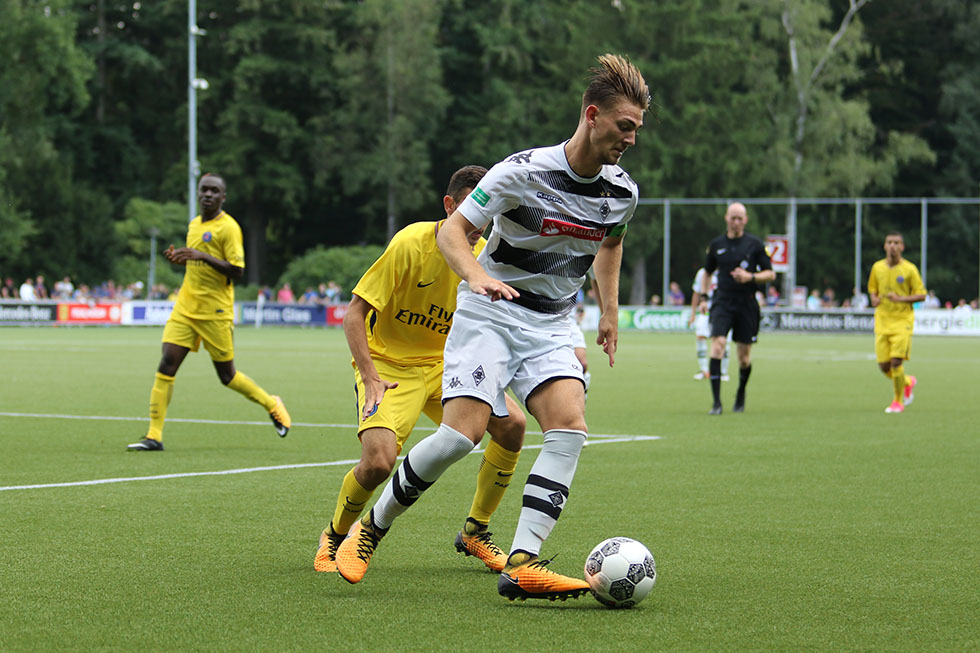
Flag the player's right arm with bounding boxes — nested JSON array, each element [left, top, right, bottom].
[[867, 263, 880, 307], [437, 211, 518, 301], [342, 294, 398, 419]]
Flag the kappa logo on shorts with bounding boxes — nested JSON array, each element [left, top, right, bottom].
[[448, 376, 462, 389], [471, 366, 486, 386]]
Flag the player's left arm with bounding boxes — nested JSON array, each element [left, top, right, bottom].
[[592, 235, 623, 367], [886, 266, 926, 304], [166, 246, 244, 281], [731, 241, 775, 284]]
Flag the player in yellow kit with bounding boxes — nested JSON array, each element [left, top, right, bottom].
[[868, 231, 926, 414], [127, 173, 291, 451], [314, 166, 526, 575]]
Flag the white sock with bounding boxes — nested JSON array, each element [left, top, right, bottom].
[[372, 423, 474, 530], [696, 339, 708, 374], [722, 341, 730, 376], [509, 429, 587, 557]]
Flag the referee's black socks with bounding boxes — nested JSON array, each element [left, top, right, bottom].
[[709, 358, 722, 406], [737, 364, 752, 403]]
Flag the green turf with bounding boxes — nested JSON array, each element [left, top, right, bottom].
[[1, 327, 977, 651]]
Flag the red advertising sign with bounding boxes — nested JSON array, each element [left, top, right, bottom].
[[765, 234, 789, 272], [326, 305, 347, 326], [57, 303, 123, 324]]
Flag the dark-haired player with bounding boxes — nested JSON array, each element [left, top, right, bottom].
[[127, 173, 290, 451]]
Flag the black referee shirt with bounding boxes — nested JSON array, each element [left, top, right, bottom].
[[704, 232, 772, 302]]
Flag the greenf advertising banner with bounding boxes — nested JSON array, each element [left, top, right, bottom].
[[618, 308, 690, 332]]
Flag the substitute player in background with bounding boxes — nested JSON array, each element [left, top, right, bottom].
[[868, 231, 925, 413], [689, 265, 729, 381], [127, 173, 290, 451], [703, 202, 774, 415], [313, 166, 526, 573], [336, 54, 649, 601]]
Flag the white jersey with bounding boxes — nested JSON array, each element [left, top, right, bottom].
[[693, 268, 719, 306], [457, 142, 638, 315]]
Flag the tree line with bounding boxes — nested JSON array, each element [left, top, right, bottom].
[[1, 0, 977, 304]]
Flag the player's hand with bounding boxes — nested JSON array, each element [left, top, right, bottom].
[[362, 378, 399, 420], [596, 314, 618, 367], [468, 274, 519, 302], [886, 292, 901, 302], [166, 247, 204, 264]]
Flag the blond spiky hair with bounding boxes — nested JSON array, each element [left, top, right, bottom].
[[582, 54, 650, 113]]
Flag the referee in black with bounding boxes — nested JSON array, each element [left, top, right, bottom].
[[702, 202, 775, 414]]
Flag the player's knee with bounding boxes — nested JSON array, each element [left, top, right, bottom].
[[356, 456, 395, 489], [490, 413, 526, 450]]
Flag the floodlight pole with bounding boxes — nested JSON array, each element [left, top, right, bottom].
[[187, 1, 207, 223]]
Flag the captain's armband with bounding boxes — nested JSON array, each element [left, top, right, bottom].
[[606, 223, 628, 239]]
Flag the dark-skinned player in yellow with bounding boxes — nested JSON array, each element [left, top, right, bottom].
[[128, 173, 290, 451]]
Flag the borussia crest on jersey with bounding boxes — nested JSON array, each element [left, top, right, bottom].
[[457, 142, 638, 310]]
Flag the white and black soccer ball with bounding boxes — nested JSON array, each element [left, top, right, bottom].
[[584, 537, 656, 608]]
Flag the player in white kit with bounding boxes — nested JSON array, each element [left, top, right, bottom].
[[335, 54, 651, 601], [690, 266, 729, 381]]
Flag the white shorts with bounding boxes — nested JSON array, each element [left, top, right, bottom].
[[442, 294, 584, 416], [569, 318, 586, 350], [694, 313, 710, 338]]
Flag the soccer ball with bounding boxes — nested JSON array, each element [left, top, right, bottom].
[[584, 537, 656, 608]]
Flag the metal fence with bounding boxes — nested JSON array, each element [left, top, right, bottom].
[[638, 197, 980, 304]]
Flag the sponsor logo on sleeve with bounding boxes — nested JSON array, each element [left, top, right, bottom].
[[471, 187, 490, 207]]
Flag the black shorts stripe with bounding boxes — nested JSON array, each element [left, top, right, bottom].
[[526, 474, 569, 496], [529, 169, 633, 200], [522, 495, 564, 520], [490, 239, 594, 279], [509, 287, 578, 314]]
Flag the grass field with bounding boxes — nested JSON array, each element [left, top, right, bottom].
[[1, 326, 977, 651]]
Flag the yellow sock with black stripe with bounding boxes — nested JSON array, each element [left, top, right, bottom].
[[226, 371, 275, 411], [146, 372, 175, 441], [892, 365, 906, 403], [468, 438, 521, 525], [331, 468, 374, 535]]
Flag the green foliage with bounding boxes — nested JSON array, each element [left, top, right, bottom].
[[277, 244, 385, 296], [1, 0, 975, 300], [113, 198, 189, 288]]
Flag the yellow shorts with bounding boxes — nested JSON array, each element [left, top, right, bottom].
[[875, 330, 911, 363], [162, 311, 235, 362], [354, 358, 443, 454]]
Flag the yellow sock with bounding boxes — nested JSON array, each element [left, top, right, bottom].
[[226, 371, 275, 411], [331, 468, 374, 535], [146, 372, 175, 441], [892, 365, 906, 403], [468, 438, 521, 524]]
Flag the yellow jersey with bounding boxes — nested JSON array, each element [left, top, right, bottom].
[[352, 220, 485, 366], [173, 211, 244, 321], [868, 257, 925, 334]]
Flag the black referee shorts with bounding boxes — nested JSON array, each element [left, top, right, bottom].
[[709, 298, 760, 344]]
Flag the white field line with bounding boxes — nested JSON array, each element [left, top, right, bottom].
[[0, 411, 661, 492], [0, 411, 650, 439], [0, 436, 660, 492]]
